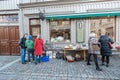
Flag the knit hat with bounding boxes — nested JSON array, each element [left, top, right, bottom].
[[28, 35, 32, 39]]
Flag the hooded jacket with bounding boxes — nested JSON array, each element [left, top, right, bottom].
[[34, 38, 44, 56]]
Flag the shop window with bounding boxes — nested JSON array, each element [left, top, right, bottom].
[[90, 17, 115, 41], [50, 20, 71, 43]]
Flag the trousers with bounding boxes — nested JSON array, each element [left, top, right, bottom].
[[26, 48, 34, 62], [102, 55, 109, 64], [87, 53, 99, 68], [35, 55, 41, 64], [20, 48, 26, 64]]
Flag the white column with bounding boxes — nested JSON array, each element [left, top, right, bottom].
[[116, 17, 120, 43], [85, 18, 90, 44], [71, 20, 76, 44], [24, 16, 29, 34], [40, 19, 49, 43], [19, 8, 24, 38]]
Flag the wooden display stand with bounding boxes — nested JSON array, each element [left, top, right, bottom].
[[63, 48, 88, 61]]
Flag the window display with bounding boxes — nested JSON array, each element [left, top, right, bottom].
[[90, 17, 115, 40], [50, 20, 71, 43]]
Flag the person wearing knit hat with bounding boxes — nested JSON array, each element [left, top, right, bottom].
[[25, 35, 34, 63], [87, 31, 102, 71], [27, 35, 32, 40]]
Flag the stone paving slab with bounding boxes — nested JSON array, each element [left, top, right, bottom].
[[0, 56, 19, 68], [0, 55, 120, 80]]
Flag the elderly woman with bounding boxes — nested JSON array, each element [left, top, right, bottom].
[[34, 35, 44, 65], [87, 31, 102, 71], [98, 29, 114, 67]]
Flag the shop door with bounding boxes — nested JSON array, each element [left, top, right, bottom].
[[29, 18, 41, 41], [0, 26, 19, 55]]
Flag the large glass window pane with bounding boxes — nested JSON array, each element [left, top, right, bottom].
[[90, 17, 115, 41], [50, 20, 71, 43]]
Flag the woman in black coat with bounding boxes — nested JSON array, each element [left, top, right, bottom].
[[98, 30, 114, 67]]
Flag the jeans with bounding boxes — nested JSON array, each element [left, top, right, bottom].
[[35, 55, 41, 64], [20, 48, 26, 64], [27, 48, 34, 62]]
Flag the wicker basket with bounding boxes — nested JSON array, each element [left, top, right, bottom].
[[92, 44, 100, 51]]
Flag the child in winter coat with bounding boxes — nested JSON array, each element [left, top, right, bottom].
[[25, 35, 34, 62]]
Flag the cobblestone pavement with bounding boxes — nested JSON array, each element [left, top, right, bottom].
[[0, 56, 19, 68], [0, 55, 120, 80]]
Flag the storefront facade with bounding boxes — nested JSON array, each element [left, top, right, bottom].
[[18, 0, 120, 48], [1, 0, 120, 55]]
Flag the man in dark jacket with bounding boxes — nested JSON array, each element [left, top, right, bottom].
[[19, 33, 28, 64], [98, 30, 114, 67]]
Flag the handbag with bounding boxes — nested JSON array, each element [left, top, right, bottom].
[[92, 44, 100, 50], [108, 42, 113, 49]]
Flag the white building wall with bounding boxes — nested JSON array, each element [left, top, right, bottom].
[[116, 17, 120, 43], [0, 0, 19, 10], [19, 9, 24, 37], [40, 19, 49, 42], [71, 20, 76, 44], [20, 0, 120, 44], [20, 0, 59, 3], [22, 1, 120, 15], [0, 0, 19, 28]]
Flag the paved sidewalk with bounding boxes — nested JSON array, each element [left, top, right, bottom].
[[0, 56, 19, 68], [0, 55, 120, 80]]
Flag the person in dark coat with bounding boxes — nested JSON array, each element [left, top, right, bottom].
[[87, 31, 102, 71], [98, 30, 114, 67], [19, 33, 28, 64]]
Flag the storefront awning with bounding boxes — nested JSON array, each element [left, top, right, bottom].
[[46, 11, 120, 20]]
